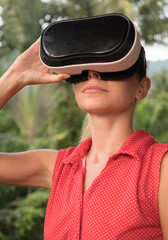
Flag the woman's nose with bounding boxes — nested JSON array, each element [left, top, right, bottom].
[[88, 70, 101, 80]]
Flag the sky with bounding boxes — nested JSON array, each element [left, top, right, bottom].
[[144, 44, 168, 61]]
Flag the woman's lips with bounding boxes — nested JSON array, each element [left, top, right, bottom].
[[83, 86, 108, 93]]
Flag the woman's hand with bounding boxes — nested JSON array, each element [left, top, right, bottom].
[[0, 38, 70, 109], [11, 38, 70, 86]]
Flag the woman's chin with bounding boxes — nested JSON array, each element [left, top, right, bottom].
[[79, 105, 111, 115]]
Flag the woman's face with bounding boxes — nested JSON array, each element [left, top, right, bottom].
[[73, 70, 149, 116]]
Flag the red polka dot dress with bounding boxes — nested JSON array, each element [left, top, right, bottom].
[[44, 129, 168, 239]]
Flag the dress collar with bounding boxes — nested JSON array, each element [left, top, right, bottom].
[[62, 129, 156, 165], [118, 129, 156, 161]]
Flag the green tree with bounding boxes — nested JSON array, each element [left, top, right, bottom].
[[138, 0, 168, 44], [0, 0, 44, 54], [134, 70, 168, 143], [41, 82, 85, 149], [95, 0, 136, 19], [0, 188, 49, 240], [149, 70, 168, 97], [134, 92, 168, 143], [7, 84, 59, 142]]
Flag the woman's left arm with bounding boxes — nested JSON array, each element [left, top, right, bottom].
[[158, 151, 168, 239]]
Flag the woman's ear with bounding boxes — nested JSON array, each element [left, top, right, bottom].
[[136, 77, 151, 100]]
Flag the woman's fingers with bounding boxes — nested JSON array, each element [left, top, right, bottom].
[[38, 72, 71, 84], [10, 37, 71, 86]]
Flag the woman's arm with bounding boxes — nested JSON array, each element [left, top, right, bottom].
[[0, 38, 70, 187], [158, 151, 168, 239], [0, 150, 58, 189], [0, 38, 70, 109]]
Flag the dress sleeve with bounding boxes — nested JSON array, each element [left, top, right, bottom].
[[52, 147, 75, 182]]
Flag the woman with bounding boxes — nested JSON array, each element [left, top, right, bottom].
[[0, 14, 168, 240]]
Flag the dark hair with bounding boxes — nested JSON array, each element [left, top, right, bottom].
[[136, 46, 147, 79]]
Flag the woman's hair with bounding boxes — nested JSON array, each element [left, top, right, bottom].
[[136, 46, 147, 80], [79, 46, 147, 142], [80, 113, 91, 143]]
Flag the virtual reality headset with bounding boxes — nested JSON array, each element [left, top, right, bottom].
[[40, 13, 145, 83]]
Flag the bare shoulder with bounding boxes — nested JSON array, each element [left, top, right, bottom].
[[158, 151, 168, 239]]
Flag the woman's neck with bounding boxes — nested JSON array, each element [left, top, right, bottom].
[[87, 112, 134, 164]]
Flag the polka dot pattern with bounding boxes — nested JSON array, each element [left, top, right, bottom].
[[44, 129, 168, 239]]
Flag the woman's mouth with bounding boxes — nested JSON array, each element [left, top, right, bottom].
[[83, 86, 108, 93]]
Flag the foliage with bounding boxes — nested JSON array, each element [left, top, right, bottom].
[[0, 0, 44, 54], [0, 185, 28, 209], [6, 81, 84, 150], [0, 108, 29, 152], [138, 0, 168, 44], [0, 108, 18, 134], [95, 0, 136, 19], [0, 49, 20, 75], [40, 82, 85, 149], [134, 72, 168, 143], [7, 84, 58, 139], [0, 188, 49, 240], [148, 70, 168, 96]]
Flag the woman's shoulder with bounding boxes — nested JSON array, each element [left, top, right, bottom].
[[58, 146, 77, 158], [148, 140, 168, 155], [57, 137, 92, 162], [137, 129, 168, 155]]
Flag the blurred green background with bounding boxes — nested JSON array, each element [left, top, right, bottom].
[[0, 0, 168, 239]]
